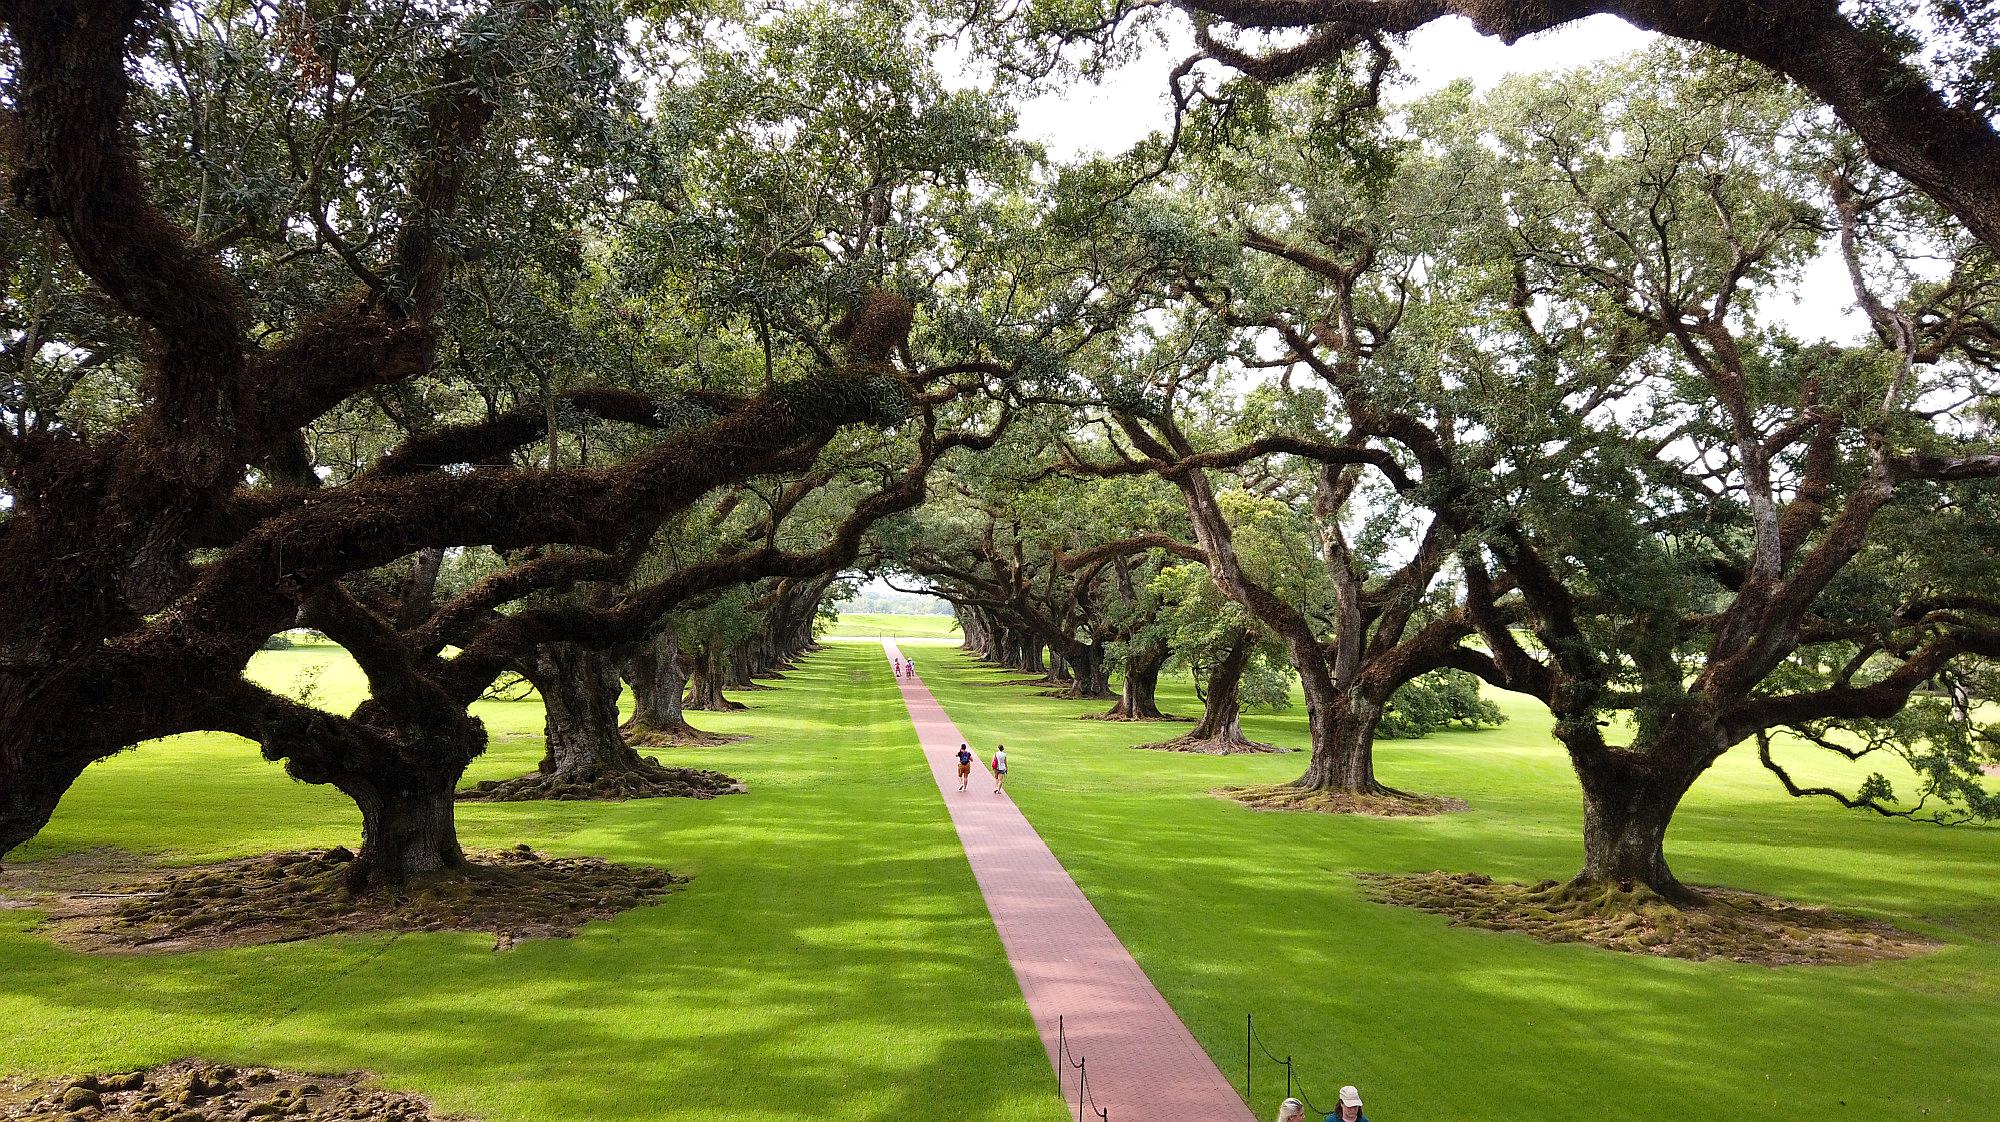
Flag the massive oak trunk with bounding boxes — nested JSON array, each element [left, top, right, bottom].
[[1060, 644, 1112, 699], [1192, 635, 1253, 742], [530, 642, 645, 780], [620, 629, 717, 744], [1103, 640, 1173, 719], [1294, 685, 1390, 793], [1137, 632, 1275, 753], [344, 763, 466, 886], [1014, 633, 1045, 673], [685, 646, 744, 711], [1566, 736, 1707, 901], [459, 639, 744, 804], [0, 721, 91, 862]]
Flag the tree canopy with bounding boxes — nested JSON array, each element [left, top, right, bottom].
[[4, 0, 1998, 906]]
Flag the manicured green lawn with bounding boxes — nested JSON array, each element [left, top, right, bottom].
[[915, 643, 2000, 1122], [826, 612, 959, 638], [1, 642, 1066, 1122]]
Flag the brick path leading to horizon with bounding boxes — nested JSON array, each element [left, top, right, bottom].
[[883, 641, 1258, 1122]]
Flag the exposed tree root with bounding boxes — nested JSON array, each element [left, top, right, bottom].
[[1082, 711, 1188, 723], [619, 722, 748, 748], [1218, 784, 1467, 815], [38, 846, 684, 953], [1, 1062, 460, 1122], [1136, 733, 1287, 755], [1358, 871, 1936, 965], [967, 677, 1059, 688], [457, 759, 744, 802]]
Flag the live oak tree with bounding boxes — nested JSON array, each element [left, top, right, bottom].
[[455, 0, 1040, 785], [897, 438, 1203, 701], [1002, 0, 2000, 257], [1139, 561, 1296, 753], [1416, 55, 2000, 896], [1052, 80, 1515, 804], [0, 0, 1005, 880], [0, 0, 720, 864]]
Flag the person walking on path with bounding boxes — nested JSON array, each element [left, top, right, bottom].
[[991, 744, 1008, 793], [955, 743, 974, 791], [1324, 1086, 1368, 1122]]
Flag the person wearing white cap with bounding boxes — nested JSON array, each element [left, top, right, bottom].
[[1274, 1098, 1306, 1122], [1322, 1085, 1368, 1122]]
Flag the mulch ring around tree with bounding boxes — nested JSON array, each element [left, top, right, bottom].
[[32, 846, 684, 954], [1136, 735, 1290, 755], [1358, 871, 1938, 966], [1, 1061, 461, 1122], [620, 725, 748, 749], [457, 759, 744, 802], [1217, 784, 1468, 815]]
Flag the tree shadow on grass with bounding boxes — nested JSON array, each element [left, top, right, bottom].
[[3, 643, 1069, 1122]]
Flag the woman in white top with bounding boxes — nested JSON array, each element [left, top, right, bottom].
[[990, 745, 1008, 793]]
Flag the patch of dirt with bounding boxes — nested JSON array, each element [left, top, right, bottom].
[[38, 846, 684, 954], [0, 1061, 462, 1122], [1358, 871, 1937, 966], [0, 847, 152, 910], [620, 725, 748, 749], [1218, 784, 1467, 815], [1137, 735, 1290, 755], [457, 759, 744, 802], [1080, 713, 1190, 723], [967, 677, 1059, 688]]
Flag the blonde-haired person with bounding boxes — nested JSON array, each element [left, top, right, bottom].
[[1274, 1098, 1306, 1122]]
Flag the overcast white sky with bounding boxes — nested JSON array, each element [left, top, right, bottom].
[[1000, 14, 1865, 342]]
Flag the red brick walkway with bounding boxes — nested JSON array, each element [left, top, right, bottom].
[[884, 642, 1257, 1122]]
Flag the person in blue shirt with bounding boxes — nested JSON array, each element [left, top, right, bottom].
[[1324, 1085, 1368, 1122], [955, 743, 973, 791]]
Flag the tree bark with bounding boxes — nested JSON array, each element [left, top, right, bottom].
[[530, 642, 644, 780], [0, 721, 90, 862], [1291, 662, 1393, 793], [459, 638, 744, 804], [1103, 640, 1173, 719], [1136, 631, 1279, 752], [1015, 633, 1045, 673], [1059, 644, 1112, 699], [339, 757, 468, 889], [1193, 635, 1253, 740], [619, 628, 719, 743], [1567, 741, 1705, 901], [685, 646, 744, 711]]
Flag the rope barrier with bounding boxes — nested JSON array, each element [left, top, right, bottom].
[[1247, 1013, 1330, 1118], [1056, 1015, 1110, 1122]]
